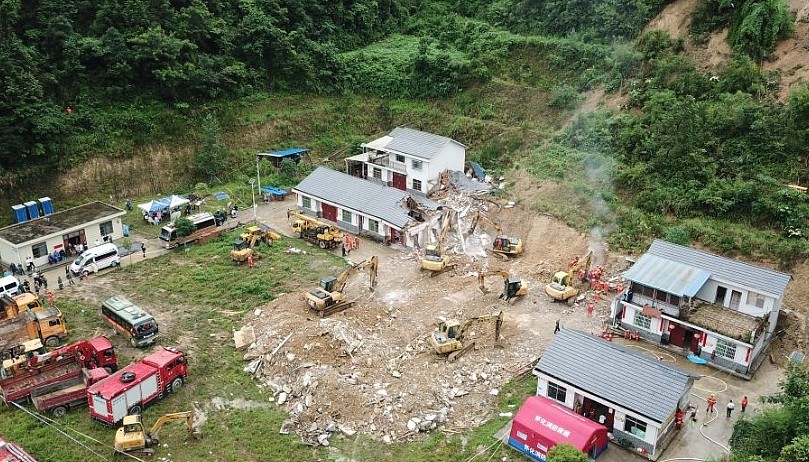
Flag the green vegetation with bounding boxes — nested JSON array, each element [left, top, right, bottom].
[[0, 234, 539, 461], [548, 443, 589, 462], [729, 363, 809, 462]]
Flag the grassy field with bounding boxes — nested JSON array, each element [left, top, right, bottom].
[[0, 231, 538, 462]]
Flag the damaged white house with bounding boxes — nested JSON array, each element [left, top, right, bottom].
[[344, 126, 466, 194], [610, 239, 792, 377], [292, 166, 442, 247]]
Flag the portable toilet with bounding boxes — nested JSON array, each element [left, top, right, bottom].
[[39, 197, 54, 215], [24, 201, 40, 220], [11, 204, 27, 223]]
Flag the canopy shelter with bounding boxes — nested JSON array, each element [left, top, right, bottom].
[[137, 199, 169, 213], [508, 396, 609, 461], [257, 148, 309, 167], [162, 194, 190, 209]]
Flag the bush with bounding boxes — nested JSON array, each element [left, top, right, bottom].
[[174, 217, 195, 237]]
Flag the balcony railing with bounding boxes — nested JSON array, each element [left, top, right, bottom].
[[368, 155, 406, 173], [628, 294, 681, 318]]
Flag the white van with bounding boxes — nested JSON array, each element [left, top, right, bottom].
[[0, 275, 20, 298], [70, 243, 121, 276]]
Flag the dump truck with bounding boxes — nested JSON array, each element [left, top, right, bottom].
[[0, 336, 118, 404], [87, 346, 188, 426], [0, 307, 68, 351], [31, 367, 110, 417]]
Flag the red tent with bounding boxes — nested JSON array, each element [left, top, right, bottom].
[[508, 396, 609, 461]]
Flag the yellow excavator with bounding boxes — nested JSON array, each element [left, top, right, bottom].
[[230, 225, 281, 263], [467, 211, 523, 258], [478, 270, 528, 303], [287, 209, 343, 249], [114, 411, 201, 454], [545, 250, 593, 305], [429, 311, 504, 362], [421, 209, 457, 276], [305, 256, 378, 316]]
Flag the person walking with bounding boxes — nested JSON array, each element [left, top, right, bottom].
[[726, 400, 735, 418], [66, 271, 74, 286], [554, 320, 560, 334], [341, 243, 346, 257], [247, 254, 254, 269], [57, 276, 64, 290], [42, 277, 48, 290], [741, 396, 748, 413], [141, 242, 147, 257], [707, 394, 717, 414]]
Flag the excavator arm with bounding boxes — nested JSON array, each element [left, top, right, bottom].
[[566, 250, 593, 285], [456, 311, 504, 343], [477, 270, 510, 294], [334, 256, 379, 293], [148, 411, 197, 438], [467, 211, 504, 236]]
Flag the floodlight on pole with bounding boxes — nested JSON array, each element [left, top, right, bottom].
[[249, 178, 257, 222]]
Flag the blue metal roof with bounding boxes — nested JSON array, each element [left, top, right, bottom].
[[258, 148, 309, 158], [624, 254, 711, 297]]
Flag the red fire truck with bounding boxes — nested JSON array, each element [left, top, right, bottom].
[[0, 337, 118, 404], [87, 346, 188, 425]]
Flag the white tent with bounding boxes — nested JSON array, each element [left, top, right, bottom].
[[137, 199, 169, 213], [160, 194, 191, 210]]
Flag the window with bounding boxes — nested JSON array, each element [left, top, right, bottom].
[[302, 196, 312, 209], [31, 242, 47, 258], [669, 295, 681, 306], [412, 179, 422, 191], [368, 219, 379, 233], [655, 289, 668, 303], [625, 416, 647, 437], [749, 291, 766, 309], [395, 154, 405, 163], [637, 284, 654, 298], [373, 167, 382, 179], [634, 311, 652, 330], [547, 382, 567, 403], [341, 210, 352, 222], [714, 339, 737, 359], [412, 160, 423, 170], [99, 220, 113, 237]]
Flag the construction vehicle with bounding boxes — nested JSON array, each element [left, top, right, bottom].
[[545, 250, 593, 305], [429, 311, 504, 361], [1, 336, 118, 404], [114, 411, 200, 454], [477, 270, 528, 303], [0, 306, 68, 351], [305, 256, 378, 317], [467, 211, 523, 258], [0, 436, 40, 461], [31, 367, 110, 417], [421, 209, 457, 275], [230, 225, 281, 263], [287, 209, 343, 249], [87, 347, 188, 426]]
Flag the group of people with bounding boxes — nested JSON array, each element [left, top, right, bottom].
[[340, 234, 360, 257], [705, 393, 749, 419]]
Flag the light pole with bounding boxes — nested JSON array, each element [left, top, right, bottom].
[[249, 178, 257, 222]]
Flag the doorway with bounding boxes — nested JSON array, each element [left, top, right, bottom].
[[581, 397, 614, 431], [730, 290, 742, 310], [321, 204, 337, 222], [392, 172, 406, 191], [715, 286, 727, 304]]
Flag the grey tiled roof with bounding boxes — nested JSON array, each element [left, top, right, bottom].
[[646, 240, 791, 298], [534, 329, 693, 423], [385, 127, 464, 160], [293, 167, 430, 228]]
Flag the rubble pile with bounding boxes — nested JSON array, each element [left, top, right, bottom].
[[239, 292, 545, 446]]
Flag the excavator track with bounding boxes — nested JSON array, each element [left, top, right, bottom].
[[317, 300, 357, 317], [429, 264, 457, 278]]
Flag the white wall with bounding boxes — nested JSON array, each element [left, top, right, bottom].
[[620, 303, 664, 335], [535, 373, 661, 446], [696, 279, 776, 318], [426, 142, 465, 182], [700, 332, 752, 366]]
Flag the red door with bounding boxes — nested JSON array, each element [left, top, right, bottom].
[[392, 173, 406, 191], [668, 323, 687, 348], [322, 204, 337, 222], [389, 228, 399, 244]]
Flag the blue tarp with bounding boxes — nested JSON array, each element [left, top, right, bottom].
[[261, 186, 287, 196], [258, 148, 309, 158], [214, 192, 229, 201], [470, 161, 486, 180]]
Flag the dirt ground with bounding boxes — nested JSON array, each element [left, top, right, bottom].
[[235, 185, 633, 446]]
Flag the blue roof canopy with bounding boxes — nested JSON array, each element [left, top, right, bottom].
[[258, 148, 309, 158], [624, 254, 711, 297]]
